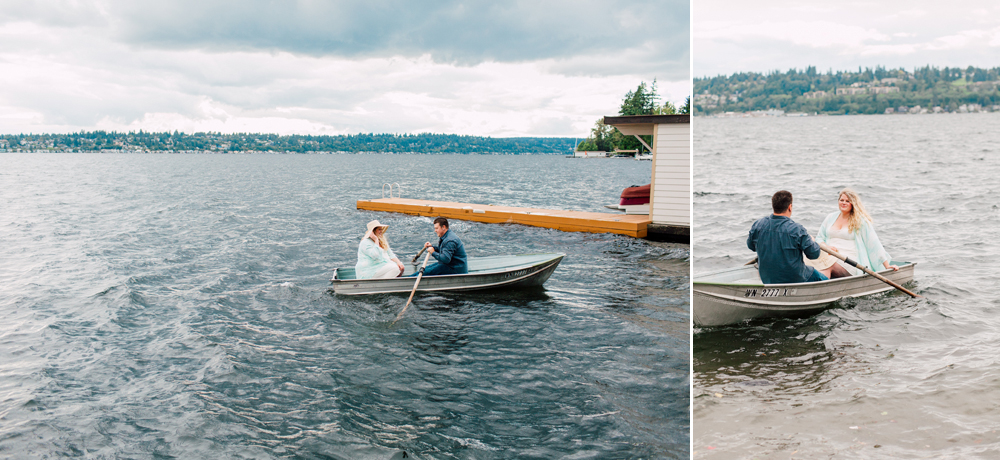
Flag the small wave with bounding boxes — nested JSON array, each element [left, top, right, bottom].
[[439, 434, 500, 451]]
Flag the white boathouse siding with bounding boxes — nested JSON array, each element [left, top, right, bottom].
[[650, 122, 690, 226], [601, 114, 690, 240]]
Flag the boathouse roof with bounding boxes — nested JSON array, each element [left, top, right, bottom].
[[602, 114, 689, 135]]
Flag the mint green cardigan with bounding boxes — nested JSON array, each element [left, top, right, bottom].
[[355, 237, 397, 279], [816, 211, 891, 271]]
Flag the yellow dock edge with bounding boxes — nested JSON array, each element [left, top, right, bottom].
[[357, 198, 650, 238]]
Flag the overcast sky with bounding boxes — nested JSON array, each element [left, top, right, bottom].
[[695, 1, 1000, 78], [0, 0, 689, 137]]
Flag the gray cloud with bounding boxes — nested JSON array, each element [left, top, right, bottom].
[[544, 46, 690, 81], [128, 1, 683, 57], [0, 0, 109, 27], [3, 0, 688, 78], [0, 0, 689, 136], [695, 1, 1000, 77], [524, 115, 577, 136]]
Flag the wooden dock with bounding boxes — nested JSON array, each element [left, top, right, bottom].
[[356, 198, 652, 238]]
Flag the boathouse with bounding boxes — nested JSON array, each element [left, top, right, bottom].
[[602, 114, 690, 240]]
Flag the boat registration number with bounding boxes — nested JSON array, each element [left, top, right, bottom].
[[745, 288, 788, 298], [503, 268, 530, 279]]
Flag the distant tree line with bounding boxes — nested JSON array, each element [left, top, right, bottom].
[[576, 81, 691, 152], [694, 65, 1000, 115], [0, 131, 578, 154]]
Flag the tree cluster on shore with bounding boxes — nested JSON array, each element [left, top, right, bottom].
[[0, 132, 577, 154], [694, 65, 1000, 116], [576, 81, 691, 152]]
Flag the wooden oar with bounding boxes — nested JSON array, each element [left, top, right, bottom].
[[395, 251, 432, 323], [411, 246, 428, 264], [818, 242, 920, 298], [745, 257, 758, 266]]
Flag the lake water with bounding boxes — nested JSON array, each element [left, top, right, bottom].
[[693, 113, 1000, 458], [1, 154, 689, 459]]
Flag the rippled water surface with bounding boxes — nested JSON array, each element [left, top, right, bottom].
[[693, 114, 1000, 458], [1, 153, 689, 459]]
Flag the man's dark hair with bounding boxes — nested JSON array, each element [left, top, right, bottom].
[[772, 190, 793, 214], [433, 217, 449, 228]]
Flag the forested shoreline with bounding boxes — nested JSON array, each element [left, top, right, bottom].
[[0, 132, 577, 154], [694, 65, 1000, 116], [5, 80, 692, 155]]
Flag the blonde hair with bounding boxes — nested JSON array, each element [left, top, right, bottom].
[[372, 227, 390, 251], [839, 188, 873, 233]]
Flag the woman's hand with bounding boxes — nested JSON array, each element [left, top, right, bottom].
[[390, 258, 405, 276], [884, 262, 899, 271], [828, 245, 839, 253]]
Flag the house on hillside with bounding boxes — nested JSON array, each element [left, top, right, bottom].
[[836, 87, 867, 96]]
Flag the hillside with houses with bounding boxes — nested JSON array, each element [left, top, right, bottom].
[[694, 66, 1000, 116]]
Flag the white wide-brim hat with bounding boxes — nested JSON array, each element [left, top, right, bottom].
[[365, 220, 388, 238]]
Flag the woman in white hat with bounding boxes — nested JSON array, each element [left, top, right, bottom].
[[355, 220, 405, 279]]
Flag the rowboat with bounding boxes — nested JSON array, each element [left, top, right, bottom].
[[694, 261, 916, 327], [331, 253, 565, 295]]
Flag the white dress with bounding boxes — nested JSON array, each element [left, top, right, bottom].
[[827, 225, 861, 275]]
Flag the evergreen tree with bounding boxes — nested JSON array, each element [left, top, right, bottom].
[[619, 80, 660, 116], [615, 80, 660, 153]]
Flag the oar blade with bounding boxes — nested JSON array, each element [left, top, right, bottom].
[[394, 251, 433, 324]]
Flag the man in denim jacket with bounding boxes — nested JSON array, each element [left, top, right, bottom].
[[421, 217, 468, 276], [747, 190, 826, 284]]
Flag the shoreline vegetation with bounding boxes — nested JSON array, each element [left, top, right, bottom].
[[0, 132, 577, 155], [5, 81, 692, 156], [576, 80, 691, 153], [694, 65, 1000, 117]]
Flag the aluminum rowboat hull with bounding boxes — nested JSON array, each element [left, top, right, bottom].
[[331, 253, 564, 295], [694, 261, 915, 327]]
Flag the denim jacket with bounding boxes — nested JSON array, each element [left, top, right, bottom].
[[747, 214, 821, 284], [432, 230, 468, 272]]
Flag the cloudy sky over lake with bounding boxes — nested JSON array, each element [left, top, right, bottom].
[[695, 1, 1000, 78], [0, 0, 689, 137]]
